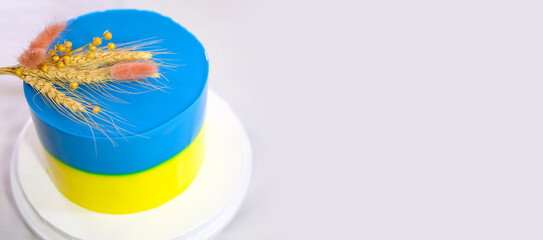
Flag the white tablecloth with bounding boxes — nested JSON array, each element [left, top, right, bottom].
[[5, 1, 543, 239]]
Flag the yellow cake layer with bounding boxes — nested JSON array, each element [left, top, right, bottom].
[[44, 127, 205, 214]]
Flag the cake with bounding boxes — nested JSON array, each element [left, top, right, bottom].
[[19, 10, 208, 214]]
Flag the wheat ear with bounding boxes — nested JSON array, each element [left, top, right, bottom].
[[22, 75, 85, 113], [44, 50, 153, 69], [72, 50, 153, 65], [23, 67, 113, 84]]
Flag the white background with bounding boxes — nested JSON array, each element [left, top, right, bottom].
[[2, 0, 543, 239]]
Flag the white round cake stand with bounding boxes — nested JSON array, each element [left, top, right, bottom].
[[9, 90, 252, 240]]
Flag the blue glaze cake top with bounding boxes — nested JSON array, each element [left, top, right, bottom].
[[23, 9, 208, 138], [23, 10, 208, 174]]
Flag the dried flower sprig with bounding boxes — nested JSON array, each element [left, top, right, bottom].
[[0, 22, 166, 137]]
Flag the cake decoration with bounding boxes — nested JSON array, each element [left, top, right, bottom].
[[0, 21, 167, 137]]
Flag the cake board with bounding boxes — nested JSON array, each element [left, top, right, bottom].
[[10, 89, 252, 240]]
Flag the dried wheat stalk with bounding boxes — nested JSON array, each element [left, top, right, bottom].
[[23, 75, 85, 112], [23, 66, 113, 84], [0, 24, 162, 135]]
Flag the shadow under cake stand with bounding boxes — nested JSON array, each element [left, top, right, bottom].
[[10, 90, 252, 240]]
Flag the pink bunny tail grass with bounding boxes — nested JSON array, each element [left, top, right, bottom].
[[30, 22, 67, 49], [18, 22, 66, 68], [111, 61, 159, 80], [17, 48, 47, 69]]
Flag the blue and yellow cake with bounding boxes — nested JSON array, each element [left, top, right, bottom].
[[22, 10, 208, 214]]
